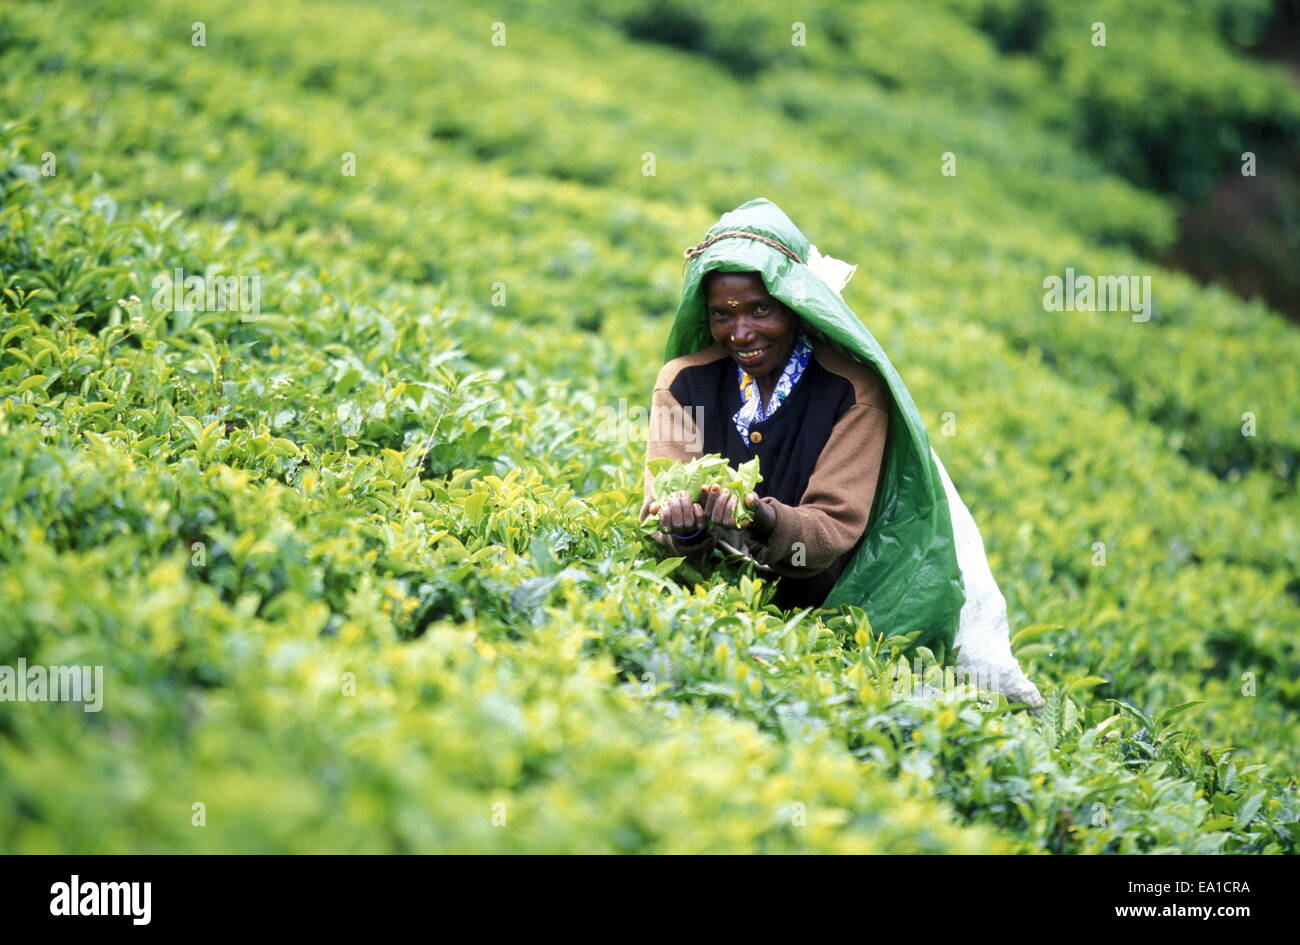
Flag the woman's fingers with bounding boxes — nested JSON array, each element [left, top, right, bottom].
[[663, 491, 685, 531], [691, 502, 705, 531], [702, 488, 738, 528], [704, 485, 732, 528], [662, 490, 704, 533], [714, 492, 734, 528], [742, 492, 776, 537], [656, 493, 673, 529], [702, 484, 723, 523]]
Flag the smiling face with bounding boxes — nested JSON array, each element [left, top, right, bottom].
[[704, 271, 799, 379]]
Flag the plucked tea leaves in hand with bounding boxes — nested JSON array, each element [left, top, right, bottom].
[[644, 455, 762, 530]]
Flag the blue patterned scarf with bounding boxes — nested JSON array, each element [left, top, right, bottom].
[[733, 331, 813, 448]]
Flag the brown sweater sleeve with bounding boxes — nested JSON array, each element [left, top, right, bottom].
[[638, 367, 718, 566], [742, 398, 889, 578]]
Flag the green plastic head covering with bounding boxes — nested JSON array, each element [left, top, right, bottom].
[[665, 197, 965, 652]]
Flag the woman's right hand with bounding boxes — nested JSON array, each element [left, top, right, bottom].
[[649, 490, 706, 537]]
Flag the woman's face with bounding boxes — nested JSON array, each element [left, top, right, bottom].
[[704, 271, 799, 378]]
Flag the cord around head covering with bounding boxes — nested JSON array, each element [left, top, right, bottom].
[[682, 230, 802, 275], [682, 230, 857, 298]]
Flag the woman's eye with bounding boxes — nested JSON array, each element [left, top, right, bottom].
[[754, 304, 770, 314]]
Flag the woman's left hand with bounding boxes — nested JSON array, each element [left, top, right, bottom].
[[702, 485, 776, 537], [741, 492, 777, 539]]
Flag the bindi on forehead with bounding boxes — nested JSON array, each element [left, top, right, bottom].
[[708, 292, 780, 313]]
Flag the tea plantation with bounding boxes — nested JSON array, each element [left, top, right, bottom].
[[0, 0, 1297, 853]]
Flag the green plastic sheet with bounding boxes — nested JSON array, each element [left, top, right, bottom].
[[663, 197, 965, 651]]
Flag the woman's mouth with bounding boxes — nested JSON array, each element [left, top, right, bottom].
[[735, 345, 770, 365]]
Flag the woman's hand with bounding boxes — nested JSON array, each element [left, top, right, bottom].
[[700, 484, 737, 529], [741, 491, 777, 539], [647, 490, 706, 537], [698, 485, 776, 538]]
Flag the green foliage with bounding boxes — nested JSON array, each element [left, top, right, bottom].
[[578, 0, 1300, 201], [645, 455, 763, 528], [0, 0, 1295, 853]]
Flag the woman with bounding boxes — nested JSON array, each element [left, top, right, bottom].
[[640, 267, 892, 612], [640, 197, 1043, 706]]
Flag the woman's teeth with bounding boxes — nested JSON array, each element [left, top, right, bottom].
[[737, 347, 768, 362]]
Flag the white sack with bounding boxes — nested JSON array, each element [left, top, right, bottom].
[[930, 447, 1044, 709]]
